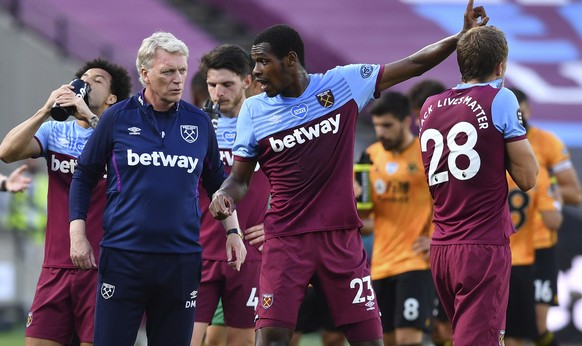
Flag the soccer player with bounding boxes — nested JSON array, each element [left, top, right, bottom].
[[208, 1, 489, 344], [291, 286, 346, 346], [0, 58, 131, 346], [191, 69, 210, 109], [509, 87, 581, 346], [505, 167, 562, 346], [191, 44, 270, 346], [359, 91, 434, 346], [68, 32, 246, 346], [408, 79, 452, 346], [419, 25, 539, 345]]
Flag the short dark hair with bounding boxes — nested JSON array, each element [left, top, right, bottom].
[[457, 26, 508, 83], [508, 87, 527, 104], [253, 24, 305, 67], [370, 92, 410, 121], [199, 44, 252, 79], [75, 58, 132, 102], [408, 79, 445, 110], [191, 69, 207, 90], [190, 70, 210, 108]]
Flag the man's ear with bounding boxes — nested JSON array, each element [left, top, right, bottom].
[[141, 68, 150, 84], [286, 51, 298, 67], [106, 94, 118, 106], [242, 74, 252, 89], [495, 60, 506, 77]]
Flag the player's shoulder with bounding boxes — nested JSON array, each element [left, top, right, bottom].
[[367, 141, 385, 156], [240, 93, 279, 116], [178, 100, 213, 125], [493, 86, 518, 104], [322, 64, 378, 81], [530, 126, 561, 143]]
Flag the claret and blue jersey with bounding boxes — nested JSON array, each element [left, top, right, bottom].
[[35, 121, 106, 268], [232, 64, 384, 238], [69, 92, 226, 254], [198, 115, 269, 262], [419, 79, 527, 244]]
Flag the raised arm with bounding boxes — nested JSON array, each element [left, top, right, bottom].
[[0, 85, 77, 162], [378, 0, 489, 91]]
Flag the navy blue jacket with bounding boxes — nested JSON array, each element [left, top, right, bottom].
[[69, 92, 226, 253]]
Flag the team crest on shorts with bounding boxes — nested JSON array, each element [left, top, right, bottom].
[[180, 125, 199, 143], [101, 283, 115, 299], [316, 89, 334, 108], [262, 293, 274, 309], [26, 312, 32, 328]]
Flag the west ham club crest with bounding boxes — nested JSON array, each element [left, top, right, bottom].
[[316, 89, 335, 108]]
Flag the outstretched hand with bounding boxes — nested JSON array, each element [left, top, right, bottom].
[[5, 165, 31, 192], [226, 233, 247, 271], [462, 0, 489, 34]]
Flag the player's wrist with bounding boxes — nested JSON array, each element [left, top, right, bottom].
[[226, 227, 243, 239], [88, 115, 99, 129]]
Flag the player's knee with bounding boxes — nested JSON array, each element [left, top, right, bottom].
[[226, 327, 255, 346], [340, 317, 383, 345], [255, 326, 293, 346]]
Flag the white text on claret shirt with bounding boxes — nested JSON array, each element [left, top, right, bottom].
[[269, 113, 341, 152]]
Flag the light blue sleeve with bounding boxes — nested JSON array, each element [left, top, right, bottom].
[[232, 100, 259, 158], [34, 121, 55, 157], [338, 64, 382, 111], [491, 87, 526, 140]]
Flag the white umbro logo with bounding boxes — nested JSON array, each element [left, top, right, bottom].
[[185, 290, 198, 308], [128, 127, 141, 135]]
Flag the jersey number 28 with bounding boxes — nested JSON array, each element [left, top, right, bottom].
[[421, 122, 481, 186]]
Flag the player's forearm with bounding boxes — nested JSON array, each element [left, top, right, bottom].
[[220, 176, 249, 204], [379, 34, 460, 90], [556, 170, 582, 206], [407, 34, 459, 75], [220, 210, 240, 232], [0, 109, 48, 162]]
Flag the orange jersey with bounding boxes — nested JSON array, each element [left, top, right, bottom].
[[508, 167, 556, 265], [366, 138, 432, 279], [527, 127, 569, 248]]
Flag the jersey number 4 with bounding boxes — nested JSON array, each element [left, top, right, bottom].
[[421, 122, 481, 186]]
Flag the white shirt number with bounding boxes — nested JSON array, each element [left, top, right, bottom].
[[421, 122, 481, 186]]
